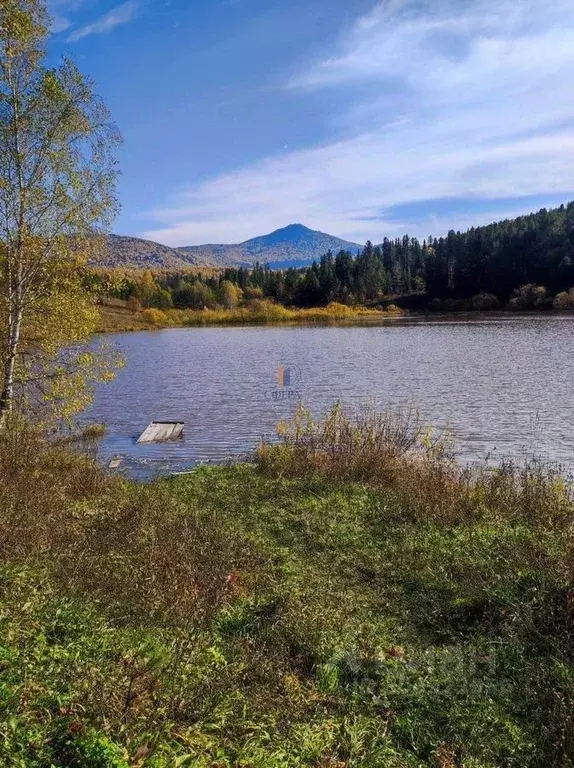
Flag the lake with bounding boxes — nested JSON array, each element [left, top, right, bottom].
[[86, 315, 574, 478]]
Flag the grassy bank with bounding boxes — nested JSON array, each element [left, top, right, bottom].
[[96, 300, 404, 333], [1, 413, 574, 766]]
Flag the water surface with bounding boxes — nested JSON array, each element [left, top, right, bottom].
[[86, 316, 574, 477]]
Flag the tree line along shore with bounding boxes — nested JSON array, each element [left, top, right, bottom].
[[92, 273, 574, 333], [89, 201, 574, 331]]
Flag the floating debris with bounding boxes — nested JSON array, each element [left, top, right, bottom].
[[108, 457, 123, 469], [137, 421, 185, 444]]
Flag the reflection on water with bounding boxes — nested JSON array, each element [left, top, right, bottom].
[[85, 315, 574, 478]]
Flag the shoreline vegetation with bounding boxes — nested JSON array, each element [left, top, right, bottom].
[[96, 298, 406, 332], [2, 406, 574, 765], [96, 295, 574, 333]]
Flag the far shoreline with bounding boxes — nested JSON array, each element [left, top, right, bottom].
[[96, 302, 574, 334]]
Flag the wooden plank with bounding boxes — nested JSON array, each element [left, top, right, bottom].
[[138, 423, 162, 443], [137, 422, 185, 443], [149, 423, 164, 441], [138, 423, 154, 443], [162, 424, 177, 441]]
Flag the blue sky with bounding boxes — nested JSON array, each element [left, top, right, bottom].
[[48, 0, 574, 246]]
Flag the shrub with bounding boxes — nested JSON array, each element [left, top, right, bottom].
[[0, 424, 255, 625], [245, 299, 291, 321], [243, 286, 264, 301], [324, 302, 353, 315], [259, 402, 441, 486], [49, 726, 129, 768], [554, 288, 574, 310], [220, 280, 242, 309], [81, 423, 107, 440], [58, 423, 107, 444], [172, 282, 217, 310], [509, 284, 550, 310], [470, 292, 500, 311], [258, 403, 573, 527], [149, 288, 173, 310], [0, 421, 110, 560], [141, 307, 169, 326]]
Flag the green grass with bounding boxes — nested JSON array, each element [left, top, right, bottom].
[[1, 423, 574, 766]]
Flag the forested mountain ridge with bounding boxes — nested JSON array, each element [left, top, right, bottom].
[[176, 224, 362, 267], [98, 235, 198, 270], [97, 225, 361, 269]]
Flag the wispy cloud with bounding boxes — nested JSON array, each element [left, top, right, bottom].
[[67, 1, 139, 42], [51, 15, 73, 33], [48, 0, 85, 34], [144, 0, 574, 245]]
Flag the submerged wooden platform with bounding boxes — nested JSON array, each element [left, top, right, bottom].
[[137, 421, 185, 444]]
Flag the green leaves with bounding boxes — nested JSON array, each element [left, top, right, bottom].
[[0, 0, 121, 423], [0, 1, 48, 49]]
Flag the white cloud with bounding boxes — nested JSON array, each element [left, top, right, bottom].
[[51, 15, 72, 33], [144, 0, 574, 245], [47, 0, 87, 33], [67, 1, 139, 42]]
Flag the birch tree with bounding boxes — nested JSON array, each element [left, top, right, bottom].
[[0, 0, 120, 422]]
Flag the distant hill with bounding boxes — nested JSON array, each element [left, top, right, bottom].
[[94, 235, 199, 270], [96, 225, 363, 270], [177, 224, 362, 268]]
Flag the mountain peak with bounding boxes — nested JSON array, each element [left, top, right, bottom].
[[180, 223, 362, 267], [102, 226, 363, 270], [245, 223, 318, 247], [278, 223, 311, 233]]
